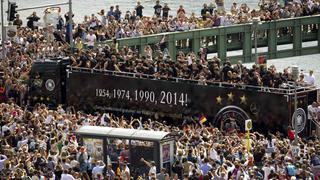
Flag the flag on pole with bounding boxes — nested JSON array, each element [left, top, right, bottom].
[[199, 115, 207, 124]]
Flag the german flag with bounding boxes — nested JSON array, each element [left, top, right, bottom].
[[199, 115, 207, 124]]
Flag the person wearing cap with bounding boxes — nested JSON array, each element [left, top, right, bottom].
[[141, 158, 157, 177]]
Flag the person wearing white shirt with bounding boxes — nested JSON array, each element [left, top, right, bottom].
[[61, 170, 76, 180], [262, 163, 275, 180], [17, 138, 29, 149], [308, 102, 318, 120], [305, 70, 315, 85], [141, 158, 157, 176], [0, 154, 8, 172], [92, 161, 105, 178], [86, 30, 96, 49]]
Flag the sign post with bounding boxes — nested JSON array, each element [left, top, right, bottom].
[[245, 119, 252, 154]]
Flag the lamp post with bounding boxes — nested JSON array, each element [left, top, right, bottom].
[[289, 80, 299, 145], [1, 0, 5, 59], [252, 17, 260, 64], [294, 81, 298, 145], [68, 0, 73, 51]]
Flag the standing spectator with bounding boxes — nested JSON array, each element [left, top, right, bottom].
[[141, 158, 157, 176], [135, 1, 144, 18], [162, 3, 171, 20], [104, 164, 115, 179], [310, 152, 320, 178], [97, 9, 107, 26], [200, 158, 212, 175], [262, 162, 276, 180], [64, 11, 74, 23], [287, 126, 295, 142], [201, 4, 210, 20], [177, 5, 186, 19], [231, 2, 238, 15], [308, 102, 319, 121], [57, 15, 65, 30], [0, 154, 7, 172], [156, 168, 167, 180], [107, 6, 115, 19], [114, 5, 122, 21], [86, 30, 96, 49], [77, 146, 88, 172], [26, 12, 40, 30], [13, 14, 23, 28], [215, 0, 225, 14], [172, 160, 183, 179], [285, 161, 296, 178], [61, 170, 76, 180], [92, 161, 105, 179], [154, 0, 162, 18], [305, 70, 315, 85], [208, 2, 216, 15], [120, 162, 130, 180]]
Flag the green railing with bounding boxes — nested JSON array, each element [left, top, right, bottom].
[[97, 15, 320, 63]]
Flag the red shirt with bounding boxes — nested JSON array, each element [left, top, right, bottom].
[[288, 129, 295, 141]]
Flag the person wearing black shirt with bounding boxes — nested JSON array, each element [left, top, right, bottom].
[[172, 160, 183, 179], [262, 71, 273, 87], [222, 61, 232, 82], [162, 3, 171, 19], [64, 12, 74, 23], [114, 5, 122, 21], [135, 1, 144, 18], [13, 14, 23, 28], [201, 4, 210, 20], [27, 12, 40, 30], [78, 51, 89, 67], [154, 0, 162, 18]]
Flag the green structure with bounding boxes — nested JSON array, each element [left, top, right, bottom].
[[98, 15, 320, 63]]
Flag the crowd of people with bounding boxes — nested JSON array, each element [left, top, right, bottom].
[[1, 0, 318, 104], [1, 20, 317, 108], [0, 1, 319, 179], [11, 0, 320, 43], [0, 102, 319, 179], [70, 42, 317, 88]]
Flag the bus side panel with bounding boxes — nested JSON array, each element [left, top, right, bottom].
[[66, 71, 292, 134]]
